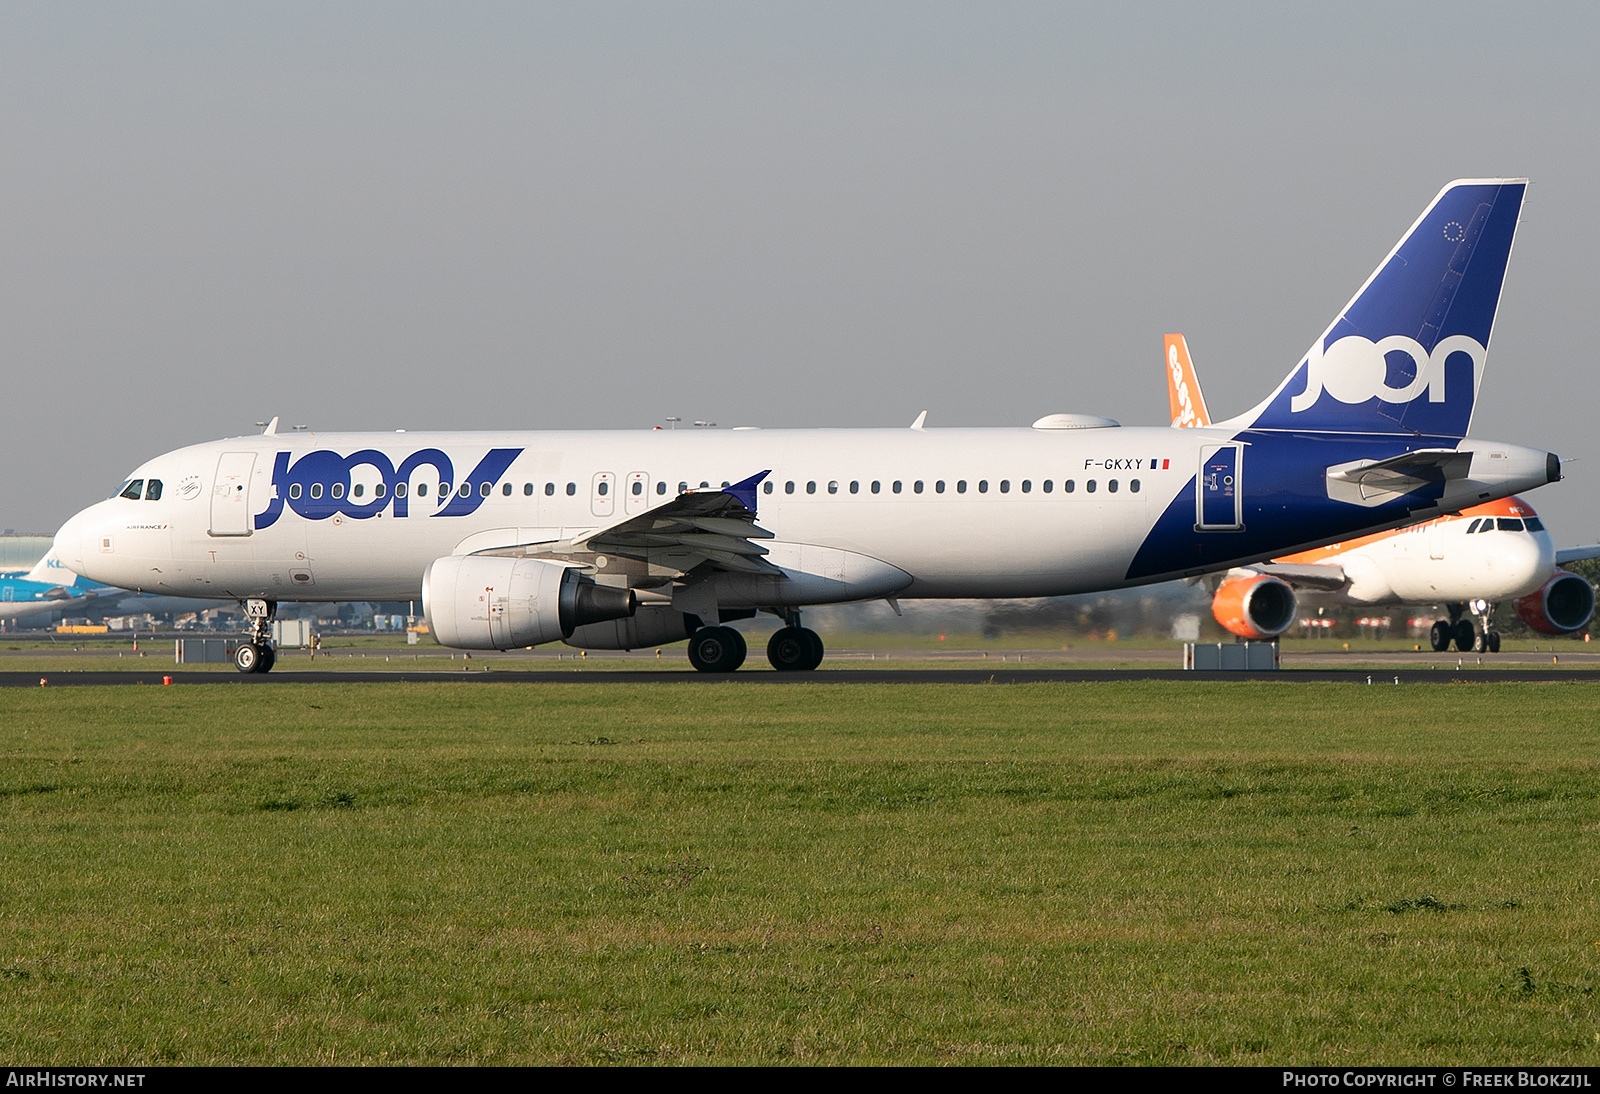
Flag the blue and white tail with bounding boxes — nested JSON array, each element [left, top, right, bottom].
[[1232, 179, 1526, 438]]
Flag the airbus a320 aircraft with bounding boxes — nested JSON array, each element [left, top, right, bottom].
[[1163, 333, 1599, 653], [55, 179, 1560, 673]]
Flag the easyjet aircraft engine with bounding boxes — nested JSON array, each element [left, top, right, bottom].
[[1514, 571, 1596, 635], [423, 555, 636, 650], [1211, 573, 1298, 640]]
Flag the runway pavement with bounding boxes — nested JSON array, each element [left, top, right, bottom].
[[6, 667, 1600, 687]]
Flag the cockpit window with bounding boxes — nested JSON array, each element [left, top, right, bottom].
[[1497, 518, 1525, 532], [1465, 518, 1481, 533], [144, 479, 163, 501], [1524, 517, 1545, 532], [118, 480, 144, 500]]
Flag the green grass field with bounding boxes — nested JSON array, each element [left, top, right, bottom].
[[2, 680, 1598, 1064]]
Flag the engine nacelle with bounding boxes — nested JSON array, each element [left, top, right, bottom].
[[423, 555, 636, 650], [565, 605, 701, 650], [1211, 573, 1298, 639], [1515, 570, 1595, 635]]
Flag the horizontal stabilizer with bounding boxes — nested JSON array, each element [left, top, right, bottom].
[[1555, 545, 1600, 565]]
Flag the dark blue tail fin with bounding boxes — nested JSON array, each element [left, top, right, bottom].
[[1236, 179, 1526, 437]]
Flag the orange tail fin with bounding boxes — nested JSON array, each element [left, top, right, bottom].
[[1165, 333, 1211, 428]]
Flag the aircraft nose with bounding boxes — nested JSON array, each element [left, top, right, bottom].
[[53, 501, 112, 576]]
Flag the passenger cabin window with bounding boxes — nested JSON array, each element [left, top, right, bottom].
[[289, 483, 302, 500], [418, 483, 428, 497], [1043, 480, 1053, 493], [1108, 480, 1118, 493], [375, 483, 385, 498], [786, 481, 796, 494], [1086, 480, 1097, 493], [871, 481, 881, 494], [763, 481, 774, 494], [850, 481, 860, 494], [394, 483, 407, 498], [503, 483, 513, 496], [828, 481, 838, 494], [523, 483, 533, 496], [1021, 480, 1031, 493], [1064, 480, 1076, 492], [119, 480, 144, 500], [935, 480, 945, 493], [679, 482, 689, 494], [566, 483, 576, 496], [310, 483, 323, 499], [999, 480, 1010, 493], [806, 481, 817, 494], [331, 483, 344, 499], [957, 480, 967, 493], [353, 484, 364, 498], [892, 481, 903, 494], [544, 483, 555, 496], [631, 481, 642, 495], [145, 480, 163, 501], [978, 480, 988, 493], [481, 482, 492, 497], [657, 482, 667, 495], [1130, 479, 1141, 493]]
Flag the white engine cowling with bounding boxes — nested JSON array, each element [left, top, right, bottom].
[[423, 555, 636, 650], [565, 605, 702, 650]]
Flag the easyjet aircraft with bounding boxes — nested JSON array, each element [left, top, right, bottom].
[[1164, 333, 1598, 652], [54, 179, 1559, 672]]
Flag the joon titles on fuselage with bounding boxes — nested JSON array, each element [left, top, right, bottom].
[[55, 179, 1558, 673]]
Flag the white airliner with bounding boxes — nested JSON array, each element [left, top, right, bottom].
[[1163, 334, 1599, 653], [54, 179, 1560, 672]]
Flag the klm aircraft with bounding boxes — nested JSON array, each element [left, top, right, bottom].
[[0, 550, 121, 622], [55, 180, 1560, 672]]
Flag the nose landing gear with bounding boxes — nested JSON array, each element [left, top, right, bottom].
[[1429, 602, 1499, 654], [235, 598, 278, 674]]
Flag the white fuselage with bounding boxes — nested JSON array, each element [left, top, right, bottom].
[[52, 426, 1554, 611]]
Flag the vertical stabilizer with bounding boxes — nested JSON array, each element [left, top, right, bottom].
[[1165, 334, 1212, 427], [1233, 179, 1526, 438]]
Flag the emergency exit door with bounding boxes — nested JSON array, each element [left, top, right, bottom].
[[1196, 445, 1243, 531], [210, 452, 257, 536]]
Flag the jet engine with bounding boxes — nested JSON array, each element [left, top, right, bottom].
[[1211, 573, 1298, 639], [423, 555, 636, 650], [565, 605, 702, 650], [1514, 570, 1595, 635]]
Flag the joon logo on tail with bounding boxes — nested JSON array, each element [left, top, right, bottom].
[[253, 448, 523, 529]]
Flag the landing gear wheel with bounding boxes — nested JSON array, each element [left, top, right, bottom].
[[1429, 621, 1452, 652], [257, 645, 276, 673], [687, 626, 747, 673], [767, 627, 825, 672], [1487, 632, 1501, 653], [234, 641, 263, 674], [1454, 620, 1476, 653]]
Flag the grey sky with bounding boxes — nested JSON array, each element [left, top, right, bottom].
[[2, 2, 1597, 537]]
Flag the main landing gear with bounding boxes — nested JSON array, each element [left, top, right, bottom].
[[235, 598, 278, 674], [683, 613, 826, 673], [1428, 602, 1500, 654]]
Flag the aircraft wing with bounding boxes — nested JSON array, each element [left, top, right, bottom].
[[1241, 561, 1349, 591], [1555, 544, 1600, 565], [470, 471, 781, 580], [573, 472, 779, 576]]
